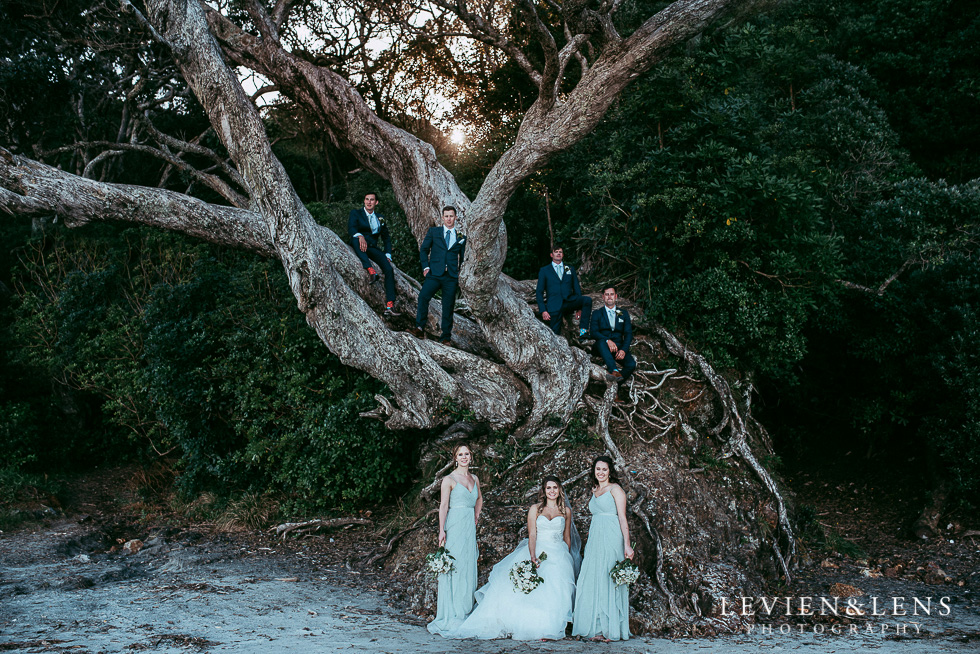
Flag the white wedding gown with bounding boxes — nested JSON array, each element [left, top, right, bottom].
[[448, 514, 577, 640]]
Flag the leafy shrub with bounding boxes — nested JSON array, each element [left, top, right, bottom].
[[0, 401, 40, 470], [8, 225, 418, 513]]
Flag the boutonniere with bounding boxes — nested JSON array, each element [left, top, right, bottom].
[[377, 215, 386, 226], [563, 265, 571, 274], [615, 309, 623, 319]]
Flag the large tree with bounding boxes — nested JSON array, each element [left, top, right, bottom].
[[2, 0, 796, 629], [1, 0, 771, 435]]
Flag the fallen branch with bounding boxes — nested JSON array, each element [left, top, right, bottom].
[[273, 517, 372, 540]]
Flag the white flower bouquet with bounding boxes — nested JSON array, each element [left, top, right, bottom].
[[425, 547, 456, 576], [509, 552, 548, 594], [610, 559, 640, 586]]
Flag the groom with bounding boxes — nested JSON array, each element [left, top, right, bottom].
[[590, 285, 636, 384], [410, 206, 466, 345]]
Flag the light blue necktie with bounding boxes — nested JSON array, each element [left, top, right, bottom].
[[445, 230, 451, 247]]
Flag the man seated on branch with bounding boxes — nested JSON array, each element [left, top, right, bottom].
[[348, 191, 399, 317], [590, 285, 637, 388]]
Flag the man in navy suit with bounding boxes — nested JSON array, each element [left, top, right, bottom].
[[348, 192, 399, 317], [410, 206, 466, 344], [590, 285, 637, 384], [536, 246, 592, 338]]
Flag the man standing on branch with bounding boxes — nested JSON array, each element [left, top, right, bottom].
[[410, 207, 466, 345], [591, 286, 636, 386], [536, 246, 592, 339], [348, 192, 399, 317]]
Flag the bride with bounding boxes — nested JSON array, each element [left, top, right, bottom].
[[448, 476, 580, 640]]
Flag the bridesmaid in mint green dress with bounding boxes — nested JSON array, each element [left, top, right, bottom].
[[572, 455, 634, 641], [428, 443, 482, 636]]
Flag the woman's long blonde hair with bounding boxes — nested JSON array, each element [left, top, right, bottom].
[[536, 475, 567, 515]]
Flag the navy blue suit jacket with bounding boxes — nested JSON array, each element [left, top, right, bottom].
[[536, 263, 584, 314], [420, 227, 466, 278], [347, 208, 391, 255], [590, 306, 633, 350]]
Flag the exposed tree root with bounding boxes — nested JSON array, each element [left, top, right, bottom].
[[363, 510, 438, 567], [420, 462, 454, 503], [418, 422, 479, 469], [654, 324, 796, 581], [629, 484, 684, 619]]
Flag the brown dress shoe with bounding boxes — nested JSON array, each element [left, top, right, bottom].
[[440, 338, 452, 346], [606, 370, 623, 382], [407, 326, 424, 338]]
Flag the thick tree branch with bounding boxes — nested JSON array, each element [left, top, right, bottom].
[[139, 0, 526, 430], [518, 0, 560, 105], [271, 0, 298, 29], [0, 148, 274, 255], [243, 0, 281, 44], [463, 0, 763, 308], [204, 5, 469, 242], [140, 118, 249, 193], [42, 139, 249, 208], [426, 0, 543, 85]]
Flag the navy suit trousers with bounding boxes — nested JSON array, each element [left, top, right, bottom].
[[351, 239, 395, 303], [596, 338, 637, 380], [416, 273, 458, 340], [546, 295, 592, 335]]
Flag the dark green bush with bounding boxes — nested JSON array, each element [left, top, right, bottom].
[[8, 225, 417, 513]]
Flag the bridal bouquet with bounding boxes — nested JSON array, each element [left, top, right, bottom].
[[509, 552, 548, 594], [610, 559, 640, 586], [425, 547, 456, 576]]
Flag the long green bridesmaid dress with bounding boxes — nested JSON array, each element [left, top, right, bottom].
[[427, 480, 479, 635], [571, 490, 630, 640]]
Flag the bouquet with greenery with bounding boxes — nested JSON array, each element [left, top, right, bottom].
[[509, 552, 548, 594], [610, 559, 640, 586], [425, 547, 456, 576]]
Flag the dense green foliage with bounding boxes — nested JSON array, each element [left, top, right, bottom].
[[3, 224, 417, 512], [504, 2, 979, 501]]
